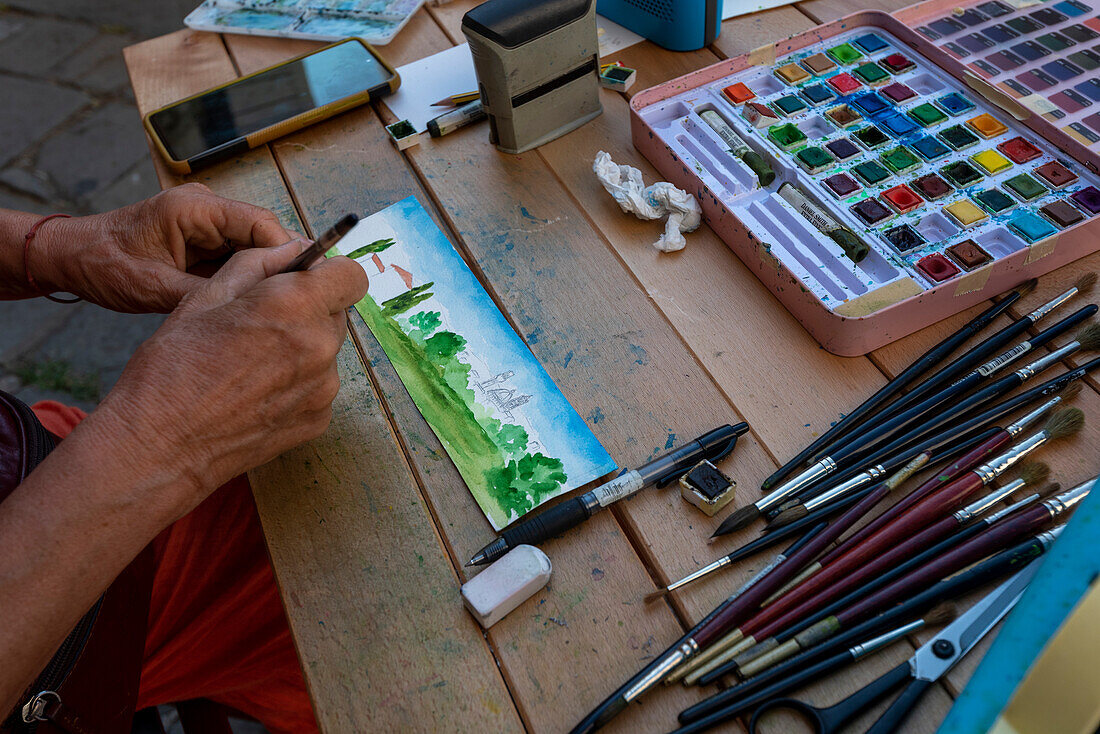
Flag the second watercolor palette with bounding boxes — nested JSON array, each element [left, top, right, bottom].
[[631, 6, 1100, 355]]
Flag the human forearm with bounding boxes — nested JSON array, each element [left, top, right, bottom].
[[0, 208, 79, 300], [0, 398, 196, 715]]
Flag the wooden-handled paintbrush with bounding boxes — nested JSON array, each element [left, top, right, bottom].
[[680, 527, 1064, 724], [720, 472, 1086, 680], [768, 390, 1071, 528], [697, 414, 1081, 679], [667, 457, 929, 686], [759, 281, 1033, 493], [809, 277, 1095, 461], [565, 526, 828, 734], [729, 463, 1051, 674], [724, 328, 1100, 535], [717, 485, 1051, 684], [672, 605, 958, 734]]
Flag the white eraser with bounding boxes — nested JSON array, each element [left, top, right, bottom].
[[461, 544, 552, 628]]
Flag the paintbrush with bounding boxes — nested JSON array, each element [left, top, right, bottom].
[[759, 282, 1033, 494], [751, 414, 1079, 629], [679, 528, 1062, 726], [684, 455, 1060, 687], [726, 328, 1100, 535], [768, 391, 1069, 528], [667, 457, 930, 686], [803, 319, 1100, 477], [733, 483, 1057, 680], [728, 464, 1050, 675], [770, 379, 1085, 528], [672, 605, 958, 734], [643, 520, 827, 604], [565, 526, 828, 734], [709, 471, 1087, 678], [809, 278, 1095, 461]]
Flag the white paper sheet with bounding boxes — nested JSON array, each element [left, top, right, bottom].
[[723, 0, 799, 20]]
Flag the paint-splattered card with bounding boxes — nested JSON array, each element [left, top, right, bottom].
[[334, 197, 617, 530], [185, 0, 425, 45]]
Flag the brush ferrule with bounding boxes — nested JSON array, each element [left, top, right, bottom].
[[1015, 343, 1080, 380], [804, 468, 879, 512], [760, 458, 835, 511], [666, 557, 731, 594], [1027, 288, 1077, 322], [1006, 396, 1062, 436], [623, 643, 696, 702], [975, 433, 1047, 483], [1037, 525, 1066, 548], [977, 341, 1032, 377], [984, 493, 1040, 524], [955, 478, 1026, 522], [848, 619, 924, 658], [1043, 482, 1092, 517]]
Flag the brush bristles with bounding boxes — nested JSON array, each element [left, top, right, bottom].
[[1044, 407, 1085, 440], [1017, 461, 1051, 486], [1061, 381, 1084, 400], [1075, 323, 1100, 351], [1017, 278, 1039, 298], [768, 504, 808, 528], [924, 603, 957, 627], [1038, 482, 1062, 499], [1076, 272, 1097, 294], [644, 589, 668, 603], [714, 505, 760, 536]]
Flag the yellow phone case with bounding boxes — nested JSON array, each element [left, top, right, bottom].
[[143, 38, 399, 174]]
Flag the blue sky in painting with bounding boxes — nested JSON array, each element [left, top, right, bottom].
[[334, 196, 617, 489]]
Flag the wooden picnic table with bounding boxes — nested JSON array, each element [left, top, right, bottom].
[[123, 1, 1100, 731]]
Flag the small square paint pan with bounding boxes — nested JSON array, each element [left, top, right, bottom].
[[828, 73, 863, 94], [852, 160, 892, 185], [1034, 161, 1078, 189], [767, 122, 807, 150], [882, 184, 924, 213], [825, 137, 861, 160], [908, 103, 948, 127], [997, 136, 1042, 163], [913, 173, 953, 200], [939, 125, 980, 150], [936, 92, 975, 116], [941, 161, 984, 187], [827, 43, 864, 64], [880, 146, 921, 173], [774, 95, 808, 116], [883, 223, 926, 252], [917, 253, 961, 282], [853, 62, 890, 85], [854, 125, 890, 149], [947, 239, 993, 270], [970, 149, 1013, 175], [802, 53, 837, 75], [801, 84, 836, 106], [945, 199, 990, 227], [852, 33, 889, 53], [1004, 173, 1048, 201], [722, 82, 755, 104], [911, 136, 951, 161], [1040, 200, 1085, 228], [1007, 210, 1059, 242], [851, 197, 893, 224], [1070, 186, 1100, 214], [826, 104, 862, 128], [974, 188, 1016, 213], [824, 172, 861, 197], [795, 146, 834, 173], [966, 113, 1009, 138], [881, 83, 916, 103], [776, 63, 811, 85]]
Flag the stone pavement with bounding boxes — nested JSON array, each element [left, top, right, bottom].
[[1, 0, 195, 410], [1, 4, 268, 731]]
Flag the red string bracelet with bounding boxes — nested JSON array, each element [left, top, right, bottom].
[[24, 213, 81, 304]]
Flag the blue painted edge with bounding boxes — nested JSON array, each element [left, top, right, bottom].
[[936, 476, 1100, 734]]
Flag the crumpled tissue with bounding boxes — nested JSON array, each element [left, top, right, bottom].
[[592, 150, 701, 252]]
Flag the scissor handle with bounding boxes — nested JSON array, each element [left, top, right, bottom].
[[864, 678, 935, 734], [749, 662, 912, 734]]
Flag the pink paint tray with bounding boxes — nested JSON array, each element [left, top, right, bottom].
[[630, 2, 1100, 355]]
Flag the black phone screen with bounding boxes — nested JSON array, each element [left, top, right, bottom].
[[149, 40, 391, 160]]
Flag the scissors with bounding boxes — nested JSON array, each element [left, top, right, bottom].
[[746, 563, 1038, 734]]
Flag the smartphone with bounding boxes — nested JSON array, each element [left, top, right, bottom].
[[144, 38, 399, 174]]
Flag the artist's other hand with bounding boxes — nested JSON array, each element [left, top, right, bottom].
[[94, 240, 368, 520], [33, 183, 295, 313]]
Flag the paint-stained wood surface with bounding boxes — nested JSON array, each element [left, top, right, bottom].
[[123, 2, 1100, 731]]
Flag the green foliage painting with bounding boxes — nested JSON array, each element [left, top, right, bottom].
[[337, 198, 615, 530]]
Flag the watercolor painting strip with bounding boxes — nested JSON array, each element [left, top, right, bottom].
[[333, 197, 617, 530]]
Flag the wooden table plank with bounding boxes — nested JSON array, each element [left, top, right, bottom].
[[710, 6, 819, 60], [223, 30, 720, 733], [248, 340, 522, 733]]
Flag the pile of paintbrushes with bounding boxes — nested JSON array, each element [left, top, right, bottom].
[[569, 275, 1100, 734]]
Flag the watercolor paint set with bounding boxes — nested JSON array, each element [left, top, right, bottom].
[[630, 1, 1100, 355], [912, 0, 1100, 150]]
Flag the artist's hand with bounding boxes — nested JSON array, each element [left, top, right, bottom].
[[92, 240, 368, 518], [32, 183, 295, 313]]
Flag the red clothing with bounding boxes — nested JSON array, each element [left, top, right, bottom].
[[33, 401, 318, 734]]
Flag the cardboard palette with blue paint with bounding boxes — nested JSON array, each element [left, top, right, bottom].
[[334, 197, 616, 530]]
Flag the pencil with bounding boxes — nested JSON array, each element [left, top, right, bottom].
[[431, 91, 480, 107]]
